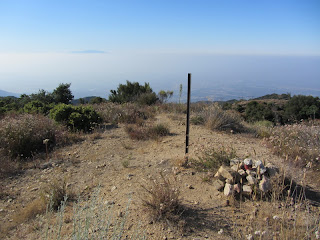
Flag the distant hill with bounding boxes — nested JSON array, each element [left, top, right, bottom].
[[0, 89, 20, 97], [253, 93, 291, 101]]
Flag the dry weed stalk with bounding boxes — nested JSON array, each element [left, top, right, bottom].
[[141, 173, 183, 223]]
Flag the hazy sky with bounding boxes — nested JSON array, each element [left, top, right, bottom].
[[0, 0, 319, 98]]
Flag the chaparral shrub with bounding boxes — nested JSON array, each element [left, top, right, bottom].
[[0, 114, 61, 158], [50, 104, 102, 132]]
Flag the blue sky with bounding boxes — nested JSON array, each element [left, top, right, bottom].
[[0, 0, 319, 99]]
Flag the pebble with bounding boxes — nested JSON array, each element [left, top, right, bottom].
[[104, 200, 115, 205], [111, 186, 117, 192]]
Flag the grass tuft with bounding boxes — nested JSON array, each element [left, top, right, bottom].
[[192, 146, 237, 172], [125, 123, 170, 141], [141, 173, 183, 223]]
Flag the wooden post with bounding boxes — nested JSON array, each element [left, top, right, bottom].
[[185, 73, 191, 159]]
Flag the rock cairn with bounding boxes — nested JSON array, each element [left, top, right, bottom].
[[212, 158, 279, 197]]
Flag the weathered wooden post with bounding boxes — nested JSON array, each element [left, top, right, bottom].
[[185, 73, 191, 162]]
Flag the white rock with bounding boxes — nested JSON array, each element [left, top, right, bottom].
[[111, 186, 117, 192], [216, 166, 235, 181], [242, 185, 252, 194], [238, 169, 246, 176], [244, 158, 253, 166], [224, 183, 234, 196], [234, 183, 241, 193], [212, 179, 224, 191], [246, 175, 257, 185]]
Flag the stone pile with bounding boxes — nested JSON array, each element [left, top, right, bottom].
[[212, 158, 279, 197]]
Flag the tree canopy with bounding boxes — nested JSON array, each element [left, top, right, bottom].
[[109, 80, 158, 105]]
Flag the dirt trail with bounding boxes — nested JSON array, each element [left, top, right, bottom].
[[1, 114, 292, 239]]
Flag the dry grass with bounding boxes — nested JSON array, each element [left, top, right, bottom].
[[0, 156, 21, 179], [266, 123, 320, 171], [93, 102, 156, 125], [0, 113, 83, 160], [41, 177, 75, 210], [192, 146, 237, 172], [125, 123, 170, 141], [232, 173, 320, 240], [192, 103, 247, 133], [141, 173, 183, 223]]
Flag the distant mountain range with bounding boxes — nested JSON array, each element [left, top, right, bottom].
[[0, 89, 20, 97]]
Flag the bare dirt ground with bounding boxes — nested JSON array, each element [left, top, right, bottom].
[[1, 114, 319, 239]]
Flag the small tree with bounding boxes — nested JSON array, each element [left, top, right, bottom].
[[158, 90, 173, 103], [109, 80, 158, 105], [179, 84, 183, 104], [52, 83, 74, 104], [30, 89, 54, 104], [284, 95, 320, 122]]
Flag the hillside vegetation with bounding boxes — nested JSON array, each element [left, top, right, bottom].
[[1, 84, 320, 239]]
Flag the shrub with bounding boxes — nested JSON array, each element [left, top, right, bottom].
[[200, 103, 246, 133], [90, 96, 107, 104], [0, 114, 61, 158], [148, 124, 170, 137], [125, 123, 170, 140], [50, 104, 102, 132], [192, 146, 237, 172], [23, 100, 54, 115], [137, 92, 158, 105], [52, 83, 74, 104], [0, 97, 22, 115], [141, 173, 183, 222], [284, 95, 320, 122], [109, 80, 158, 105], [249, 120, 273, 138], [245, 101, 275, 123], [93, 102, 155, 125], [190, 115, 205, 125], [41, 178, 71, 210]]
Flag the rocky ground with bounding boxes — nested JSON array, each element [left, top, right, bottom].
[[1, 114, 319, 239]]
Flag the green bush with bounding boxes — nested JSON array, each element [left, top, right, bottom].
[[50, 104, 102, 132], [90, 96, 107, 104], [245, 101, 275, 122], [284, 95, 320, 122], [23, 100, 54, 115], [109, 80, 158, 105], [0, 97, 21, 115], [0, 114, 60, 158]]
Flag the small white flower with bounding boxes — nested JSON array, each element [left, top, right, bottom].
[[246, 234, 253, 240], [273, 215, 280, 220], [255, 230, 261, 235], [218, 229, 223, 234]]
